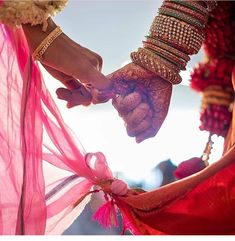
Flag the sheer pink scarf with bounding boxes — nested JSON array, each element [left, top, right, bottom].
[[0, 25, 107, 235], [1, 24, 235, 236]]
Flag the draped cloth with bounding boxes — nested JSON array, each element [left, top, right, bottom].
[[0, 25, 95, 235], [0, 24, 235, 235]]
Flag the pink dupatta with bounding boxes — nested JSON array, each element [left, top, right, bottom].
[[1, 23, 235, 235], [0, 24, 109, 234]]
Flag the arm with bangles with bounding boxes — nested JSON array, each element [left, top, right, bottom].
[[0, 0, 111, 106], [57, 0, 218, 143], [109, 0, 218, 143]]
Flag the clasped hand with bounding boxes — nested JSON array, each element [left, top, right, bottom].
[[57, 62, 172, 143], [23, 19, 172, 143]]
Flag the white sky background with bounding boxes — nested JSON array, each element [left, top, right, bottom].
[[43, 0, 224, 183]]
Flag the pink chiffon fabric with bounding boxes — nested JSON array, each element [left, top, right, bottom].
[[1, 20, 235, 236], [0, 24, 113, 235]]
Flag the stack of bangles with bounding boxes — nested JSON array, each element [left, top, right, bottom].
[[131, 0, 217, 85], [32, 26, 62, 61]]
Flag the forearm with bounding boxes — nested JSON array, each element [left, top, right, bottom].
[[131, 0, 218, 85]]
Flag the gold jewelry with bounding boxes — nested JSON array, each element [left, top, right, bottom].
[[145, 36, 190, 62], [131, 48, 182, 85], [150, 15, 204, 54], [159, 7, 206, 30], [143, 41, 187, 70], [32, 26, 62, 61], [163, 1, 208, 23], [171, 0, 208, 15]]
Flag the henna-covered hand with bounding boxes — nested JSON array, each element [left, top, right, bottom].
[[54, 61, 172, 143], [110, 62, 172, 143]]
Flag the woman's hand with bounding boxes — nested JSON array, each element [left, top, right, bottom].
[[22, 18, 111, 107], [110, 63, 172, 143]]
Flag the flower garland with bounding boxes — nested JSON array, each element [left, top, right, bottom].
[[174, 2, 235, 179], [190, 1, 235, 138]]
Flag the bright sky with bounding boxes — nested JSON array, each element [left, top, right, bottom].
[[43, 0, 224, 183]]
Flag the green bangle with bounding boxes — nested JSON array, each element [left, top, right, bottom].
[[159, 9, 205, 30], [171, 0, 208, 15]]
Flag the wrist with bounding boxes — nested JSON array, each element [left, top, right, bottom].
[[22, 18, 57, 53]]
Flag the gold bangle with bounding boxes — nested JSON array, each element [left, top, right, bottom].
[[32, 26, 62, 61], [162, 1, 208, 23], [150, 15, 204, 55], [143, 41, 187, 70], [131, 48, 182, 85], [145, 36, 190, 62], [159, 7, 206, 30]]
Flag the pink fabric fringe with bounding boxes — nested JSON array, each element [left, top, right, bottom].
[[92, 200, 119, 229]]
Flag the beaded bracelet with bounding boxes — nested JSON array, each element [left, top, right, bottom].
[[162, 1, 208, 23], [171, 0, 209, 15], [143, 41, 187, 70], [145, 36, 190, 62], [150, 15, 204, 54], [130, 0, 211, 85], [131, 48, 182, 84], [32, 26, 62, 61], [159, 7, 206, 30]]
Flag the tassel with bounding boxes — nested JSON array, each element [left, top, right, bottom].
[[92, 200, 119, 229]]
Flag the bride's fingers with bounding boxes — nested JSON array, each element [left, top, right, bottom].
[[135, 127, 157, 143], [126, 117, 152, 137], [120, 92, 142, 112], [112, 95, 126, 115], [123, 103, 151, 128], [112, 92, 142, 115]]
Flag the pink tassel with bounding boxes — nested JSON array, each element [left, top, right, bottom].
[[92, 200, 119, 229]]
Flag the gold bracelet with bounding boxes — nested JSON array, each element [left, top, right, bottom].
[[143, 41, 187, 70], [131, 48, 182, 85], [32, 26, 62, 61], [145, 36, 190, 62], [150, 15, 204, 55], [163, 1, 208, 23], [159, 7, 206, 30]]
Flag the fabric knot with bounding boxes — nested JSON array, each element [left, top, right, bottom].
[[111, 179, 128, 196], [85, 152, 113, 181]]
